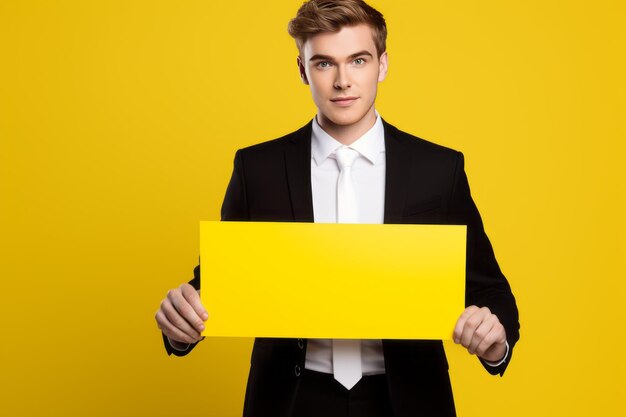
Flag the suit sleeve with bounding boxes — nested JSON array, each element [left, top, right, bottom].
[[162, 150, 248, 356], [449, 152, 520, 376], [221, 149, 249, 222]]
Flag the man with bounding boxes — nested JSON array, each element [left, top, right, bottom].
[[155, 1, 519, 416]]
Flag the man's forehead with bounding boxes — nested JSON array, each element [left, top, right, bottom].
[[301, 24, 377, 60]]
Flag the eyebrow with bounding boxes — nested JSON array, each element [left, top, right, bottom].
[[308, 50, 374, 62]]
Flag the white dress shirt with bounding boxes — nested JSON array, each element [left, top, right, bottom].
[[305, 113, 387, 375]]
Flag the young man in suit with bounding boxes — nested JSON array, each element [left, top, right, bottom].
[[155, 1, 519, 416]]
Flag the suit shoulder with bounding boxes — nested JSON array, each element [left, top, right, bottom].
[[237, 123, 310, 158], [384, 120, 461, 160]]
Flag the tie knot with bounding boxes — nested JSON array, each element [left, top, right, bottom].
[[335, 147, 359, 171]]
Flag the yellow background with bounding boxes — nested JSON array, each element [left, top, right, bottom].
[[1, 0, 624, 416]]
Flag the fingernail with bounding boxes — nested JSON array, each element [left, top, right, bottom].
[[202, 312, 209, 320], [199, 324, 205, 331]]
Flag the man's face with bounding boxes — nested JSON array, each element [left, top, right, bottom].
[[298, 24, 388, 130]]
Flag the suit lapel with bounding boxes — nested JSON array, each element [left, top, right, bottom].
[[284, 119, 411, 224], [285, 121, 315, 222], [383, 119, 411, 224]]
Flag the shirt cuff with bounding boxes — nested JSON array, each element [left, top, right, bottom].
[[482, 340, 509, 367]]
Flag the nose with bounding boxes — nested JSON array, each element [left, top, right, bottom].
[[333, 65, 351, 90]]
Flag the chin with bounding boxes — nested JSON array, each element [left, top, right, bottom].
[[325, 109, 366, 127]]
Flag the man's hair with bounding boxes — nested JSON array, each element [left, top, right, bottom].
[[288, 0, 387, 57]]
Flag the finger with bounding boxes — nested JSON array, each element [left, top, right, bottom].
[[155, 309, 199, 344], [168, 288, 205, 333], [468, 315, 496, 354], [460, 307, 490, 348], [161, 297, 202, 341], [180, 283, 209, 321], [453, 305, 479, 343], [476, 322, 507, 358]]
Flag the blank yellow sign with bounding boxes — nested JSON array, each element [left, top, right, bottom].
[[200, 221, 466, 340]]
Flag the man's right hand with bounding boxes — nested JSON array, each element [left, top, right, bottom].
[[155, 283, 209, 346]]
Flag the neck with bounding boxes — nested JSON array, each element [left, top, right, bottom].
[[316, 107, 377, 145]]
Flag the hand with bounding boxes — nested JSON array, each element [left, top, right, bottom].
[[453, 306, 507, 363], [155, 283, 209, 345]]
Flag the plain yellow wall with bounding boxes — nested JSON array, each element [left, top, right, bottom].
[[1, 1, 624, 416]]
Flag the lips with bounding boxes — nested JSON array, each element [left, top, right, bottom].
[[331, 96, 358, 106]]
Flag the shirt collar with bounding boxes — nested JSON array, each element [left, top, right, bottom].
[[311, 112, 385, 166]]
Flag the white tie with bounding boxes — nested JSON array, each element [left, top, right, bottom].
[[336, 147, 359, 224], [332, 147, 362, 390]]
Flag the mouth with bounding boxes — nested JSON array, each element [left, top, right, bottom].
[[330, 96, 359, 107]]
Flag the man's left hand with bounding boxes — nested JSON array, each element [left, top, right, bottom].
[[453, 305, 507, 363]]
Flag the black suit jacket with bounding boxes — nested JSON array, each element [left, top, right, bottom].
[[165, 119, 520, 417]]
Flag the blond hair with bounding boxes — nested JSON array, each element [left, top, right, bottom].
[[288, 0, 387, 57]]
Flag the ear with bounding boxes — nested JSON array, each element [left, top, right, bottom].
[[377, 51, 388, 82], [297, 56, 309, 85]]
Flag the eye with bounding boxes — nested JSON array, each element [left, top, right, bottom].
[[317, 61, 332, 69], [354, 57, 366, 65]]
